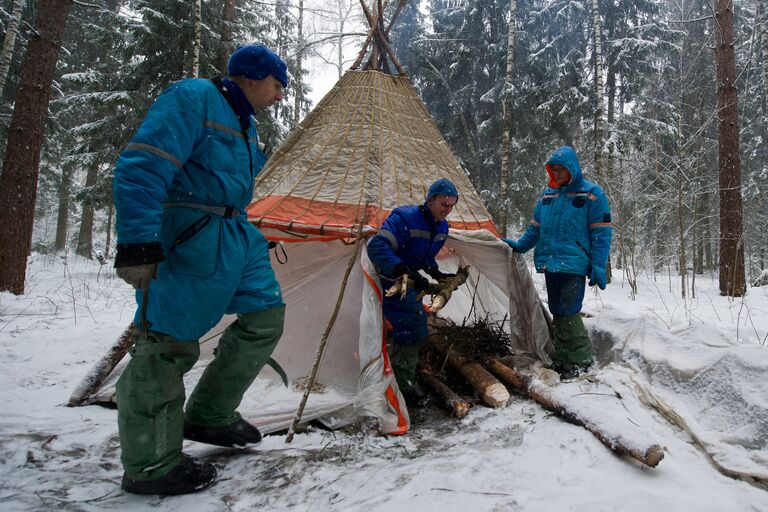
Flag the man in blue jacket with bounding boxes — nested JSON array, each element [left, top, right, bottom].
[[503, 146, 612, 379], [112, 44, 288, 495], [367, 178, 459, 408]]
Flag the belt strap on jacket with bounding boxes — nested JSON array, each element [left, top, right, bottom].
[[164, 202, 241, 218]]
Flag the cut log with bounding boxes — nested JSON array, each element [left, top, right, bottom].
[[418, 368, 471, 418], [68, 322, 135, 406], [486, 358, 664, 467], [428, 334, 510, 408]]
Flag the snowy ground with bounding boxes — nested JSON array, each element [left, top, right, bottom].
[[1, 254, 768, 511]]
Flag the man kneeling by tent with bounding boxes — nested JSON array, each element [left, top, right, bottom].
[[367, 178, 463, 408]]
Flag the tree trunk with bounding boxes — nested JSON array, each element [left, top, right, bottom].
[[760, 3, 768, 185], [0, 0, 26, 97], [191, 0, 202, 77], [0, 0, 74, 294], [75, 164, 97, 259], [54, 162, 74, 251], [217, 0, 237, 75], [104, 202, 113, 260], [497, 0, 517, 236], [590, 0, 605, 177], [714, 0, 746, 297], [293, 0, 305, 129]]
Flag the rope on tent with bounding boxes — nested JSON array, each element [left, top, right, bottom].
[[285, 202, 369, 443]]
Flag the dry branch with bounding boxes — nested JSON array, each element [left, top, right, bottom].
[[486, 358, 664, 467], [68, 323, 135, 406]]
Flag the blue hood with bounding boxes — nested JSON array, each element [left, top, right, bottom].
[[545, 146, 583, 189]]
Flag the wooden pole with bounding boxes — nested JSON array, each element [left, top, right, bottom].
[[68, 323, 135, 406], [418, 368, 471, 418], [486, 358, 664, 467], [286, 203, 369, 443]]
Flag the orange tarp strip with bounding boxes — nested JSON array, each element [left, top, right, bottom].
[[249, 195, 499, 238]]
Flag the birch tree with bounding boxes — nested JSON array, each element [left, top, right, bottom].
[[498, 0, 517, 235], [0, 0, 26, 96], [192, 0, 202, 77]]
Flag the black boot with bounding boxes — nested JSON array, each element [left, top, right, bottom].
[[184, 417, 262, 447], [121, 455, 216, 495], [552, 361, 591, 380]]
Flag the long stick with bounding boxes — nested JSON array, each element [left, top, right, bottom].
[[286, 203, 368, 443], [486, 358, 664, 467], [68, 322, 135, 406]]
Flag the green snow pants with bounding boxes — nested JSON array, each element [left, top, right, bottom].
[[116, 305, 285, 479], [389, 344, 421, 392], [552, 314, 592, 365]]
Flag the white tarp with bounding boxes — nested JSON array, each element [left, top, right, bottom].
[[89, 230, 552, 434]]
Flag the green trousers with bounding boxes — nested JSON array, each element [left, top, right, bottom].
[[552, 314, 592, 365], [389, 344, 421, 392], [116, 306, 285, 480]]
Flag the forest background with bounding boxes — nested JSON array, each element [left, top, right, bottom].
[[0, 0, 764, 299]]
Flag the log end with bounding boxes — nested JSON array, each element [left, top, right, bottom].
[[483, 383, 511, 408], [453, 402, 471, 419], [644, 445, 665, 467]]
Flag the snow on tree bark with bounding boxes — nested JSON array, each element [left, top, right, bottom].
[[0, 0, 26, 96]]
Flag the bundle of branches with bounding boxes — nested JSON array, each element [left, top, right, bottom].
[[419, 315, 512, 413]]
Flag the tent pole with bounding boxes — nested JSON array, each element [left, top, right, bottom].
[[286, 202, 369, 443]]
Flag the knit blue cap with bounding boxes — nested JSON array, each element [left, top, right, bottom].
[[426, 178, 459, 201], [227, 44, 288, 88]]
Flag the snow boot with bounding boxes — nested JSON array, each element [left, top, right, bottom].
[[116, 331, 200, 481], [121, 455, 216, 495], [552, 314, 592, 367], [552, 361, 591, 380], [184, 416, 262, 447]]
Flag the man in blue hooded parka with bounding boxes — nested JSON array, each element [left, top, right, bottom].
[[367, 178, 460, 408], [112, 44, 288, 495], [503, 146, 612, 379]]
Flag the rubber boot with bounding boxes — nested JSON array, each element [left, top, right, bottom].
[[552, 314, 592, 374], [185, 306, 285, 430], [122, 455, 216, 495], [116, 330, 201, 482], [389, 344, 429, 407]]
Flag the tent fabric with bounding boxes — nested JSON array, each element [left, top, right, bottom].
[[247, 70, 499, 238], [89, 233, 551, 434]]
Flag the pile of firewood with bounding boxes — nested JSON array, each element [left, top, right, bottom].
[[417, 315, 665, 468]]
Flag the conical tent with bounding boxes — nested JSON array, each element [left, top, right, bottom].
[[248, 70, 498, 239]]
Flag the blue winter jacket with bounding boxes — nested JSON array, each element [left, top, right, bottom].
[[367, 205, 449, 344], [515, 146, 612, 276], [113, 78, 283, 340]]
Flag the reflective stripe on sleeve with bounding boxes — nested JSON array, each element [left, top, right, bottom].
[[126, 143, 182, 168]]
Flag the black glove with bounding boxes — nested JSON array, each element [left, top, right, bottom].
[[425, 267, 457, 281], [114, 242, 165, 290], [392, 263, 409, 277], [408, 272, 430, 292]]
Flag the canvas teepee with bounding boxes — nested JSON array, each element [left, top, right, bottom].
[[73, 1, 552, 435]]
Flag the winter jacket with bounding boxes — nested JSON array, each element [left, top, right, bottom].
[[367, 205, 450, 344], [514, 146, 612, 276], [113, 78, 282, 340]]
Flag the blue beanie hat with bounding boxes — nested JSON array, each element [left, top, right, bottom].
[[228, 44, 289, 88], [426, 178, 459, 201]]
